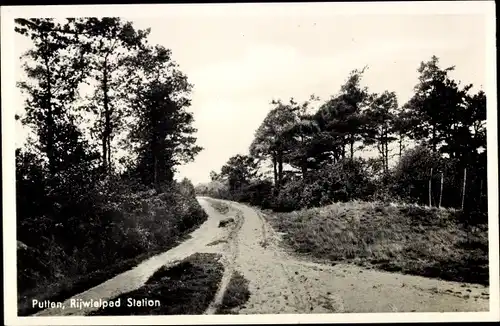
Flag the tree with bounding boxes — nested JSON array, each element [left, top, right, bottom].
[[249, 99, 297, 192], [124, 44, 202, 191], [280, 99, 320, 179], [219, 154, 260, 193], [402, 56, 486, 211], [15, 18, 92, 177], [404, 55, 472, 154], [75, 17, 150, 173], [210, 170, 221, 181], [310, 68, 370, 167], [312, 97, 350, 164], [364, 91, 398, 173], [337, 67, 370, 159], [447, 90, 486, 164], [392, 106, 414, 158]]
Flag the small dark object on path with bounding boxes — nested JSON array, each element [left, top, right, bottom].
[[219, 218, 235, 228]]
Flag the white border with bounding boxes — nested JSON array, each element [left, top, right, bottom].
[[2, 2, 498, 325]]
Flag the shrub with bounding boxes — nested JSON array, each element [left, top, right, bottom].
[[239, 179, 274, 208], [272, 158, 374, 212], [390, 146, 444, 205], [195, 180, 231, 199], [17, 171, 208, 309], [389, 146, 487, 213], [267, 201, 489, 285]]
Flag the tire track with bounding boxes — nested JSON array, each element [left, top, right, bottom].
[[204, 207, 245, 314], [33, 197, 489, 316], [34, 199, 226, 316], [221, 200, 486, 314]]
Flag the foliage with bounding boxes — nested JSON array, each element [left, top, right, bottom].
[[122, 44, 202, 190], [273, 159, 374, 212], [15, 17, 205, 307], [89, 253, 224, 315], [209, 56, 486, 219], [266, 201, 488, 285], [363, 91, 399, 173], [219, 154, 260, 192]]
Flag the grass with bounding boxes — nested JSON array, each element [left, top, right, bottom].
[[206, 199, 231, 215], [17, 231, 195, 316], [89, 253, 224, 315], [207, 239, 228, 246], [216, 271, 251, 314], [266, 201, 489, 285], [18, 190, 207, 316]]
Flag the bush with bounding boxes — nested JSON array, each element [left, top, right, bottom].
[[195, 180, 231, 199], [390, 146, 443, 205], [238, 179, 274, 208], [273, 179, 305, 212], [17, 164, 208, 310], [389, 146, 487, 213], [272, 158, 374, 212], [267, 201, 489, 285]]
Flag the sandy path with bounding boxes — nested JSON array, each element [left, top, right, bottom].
[[34, 197, 230, 316], [213, 199, 490, 314], [33, 197, 489, 315]]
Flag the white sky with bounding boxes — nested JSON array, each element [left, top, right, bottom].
[[11, 5, 489, 185]]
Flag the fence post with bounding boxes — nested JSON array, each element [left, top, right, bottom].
[[461, 167, 467, 210]]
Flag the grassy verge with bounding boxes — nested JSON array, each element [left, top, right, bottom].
[[207, 239, 228, 246], [18, 186, 207, 316], [266, 201, 488, 285], [17, 229, 197, 316], [206, 198, 231, 215], [89, 253, 224, 315], [216, 271, 251, 314]]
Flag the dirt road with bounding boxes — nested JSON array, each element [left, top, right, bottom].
[[34, 197, 489, 316]]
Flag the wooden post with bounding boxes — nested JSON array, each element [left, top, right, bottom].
[[439, 172, 444, 208], [461, 167, 467, 210], [429, 167, 433, 207]]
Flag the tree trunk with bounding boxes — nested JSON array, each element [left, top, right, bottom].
[[428, 167, 433, 207], [385, 141, 389, 172], [44, 56, 55, 177], [399, 133, 403, 158], [438, 172, 444, 208], [272, 155, 278, 194], [350, 138, 354, 160], [153, 154, 158, 192], [277, 152, 284, 189], [378, 143, 384, 173], [461, 167, 467, 210], [102, 61, 109, 172], [107, 136, 111, 171], [102, 136, 107, 173], [431, 124, 437, 152]]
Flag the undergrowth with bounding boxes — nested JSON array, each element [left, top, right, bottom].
[[90, 253, 224, 315], [216, 271, 251, 314], [266, 201, 489, 285]]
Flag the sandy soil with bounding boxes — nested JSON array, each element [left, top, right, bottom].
[[34, 197, 233, 316], [33, 197, 489, 316], [222, 201, 489, 313]]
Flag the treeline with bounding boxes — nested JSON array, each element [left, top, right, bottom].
[[15, 18, 205, 300], [197, 57, 487, 222]]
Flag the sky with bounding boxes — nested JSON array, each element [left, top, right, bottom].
[[12, 5, 489, 185]]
